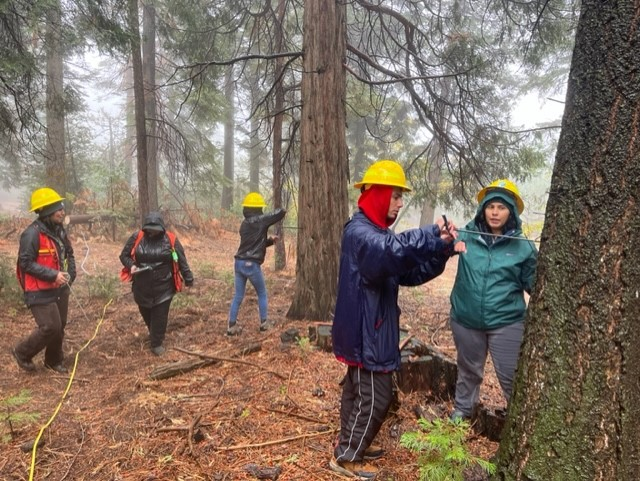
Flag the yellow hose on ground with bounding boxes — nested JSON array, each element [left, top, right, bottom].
[[28, 298, 113, 481]]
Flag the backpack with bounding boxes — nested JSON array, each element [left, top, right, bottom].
[[119, 230, 183, 292]]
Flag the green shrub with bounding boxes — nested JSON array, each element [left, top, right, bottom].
[[171, 291, 198, 309], [217, 269, 235, 287], [195, 262, 217, 280], [85, 272, 120, 301], [1, 390, 40, 443], [0, 255, 25, 311], [297, 336, 311, 357], [400, 417, 495, 481]]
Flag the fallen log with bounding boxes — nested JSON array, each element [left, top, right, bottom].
[[64, 214, 116, 225], [149, 358, 215, 381], [149, 343, 266, 381], [174, 344, 286, 380]]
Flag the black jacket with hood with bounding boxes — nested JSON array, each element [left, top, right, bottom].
[[235, 208, 286, 265], [119, 213, 194, 308]]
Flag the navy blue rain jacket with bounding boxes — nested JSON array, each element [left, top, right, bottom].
[[332, 211, 452, 372]]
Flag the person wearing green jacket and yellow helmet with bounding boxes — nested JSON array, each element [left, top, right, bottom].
[[449, 179, 537, 421]]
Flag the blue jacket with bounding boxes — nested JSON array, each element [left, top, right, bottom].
[[332, 211, 452, 372], [450, 191, 538, 330]]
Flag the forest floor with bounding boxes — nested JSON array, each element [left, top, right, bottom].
[[0, 216, 503, 481]]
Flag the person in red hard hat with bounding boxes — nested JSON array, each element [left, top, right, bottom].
[[13, 188, 76, 374], [330, 160, 459, 479]]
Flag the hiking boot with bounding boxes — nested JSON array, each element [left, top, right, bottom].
[[12, 349, 36, 372], [259, 319, 270, 332], [449, 409, 470, 422], [363, 444, 385, 460], [45, 363, 68, 374], [227, 324, 243, 336], [150, 346, 166, 356], [329, 456, 377, 479]]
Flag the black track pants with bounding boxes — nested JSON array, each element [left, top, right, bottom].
[[334, 366, 393, 462]]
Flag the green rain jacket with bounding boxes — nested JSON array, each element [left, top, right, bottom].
[[450, 191, 538, 330]]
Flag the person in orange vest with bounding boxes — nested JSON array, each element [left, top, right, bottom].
[[226, 192, 286, 336], [119, 212, 194, 356], [13, 188, 76, 373]]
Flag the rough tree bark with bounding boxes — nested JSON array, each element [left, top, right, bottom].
[[494, 2, 640, 480], [248, 114, 260, 192], [418, 151, 441, 226], [128, 0, 149, 220], [287, 0, 348, 320], [44, 0, 66, 197], [272, 0, 286, 271], [124, 59, 135, 186], [143, 0, 158, 211], [221, 67, 234, 211]]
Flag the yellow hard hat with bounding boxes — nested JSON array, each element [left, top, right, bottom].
[[477, 179, 525, 214], [354, 160, 411, 191], [30, 187, 65, 212], [241, 192, 267, 208]]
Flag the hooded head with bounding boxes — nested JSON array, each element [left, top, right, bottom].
[[141, 212, 166, 234], [38, 200, 65, 219], [475, 190, 521, 234], [355, 160, 410, 228]]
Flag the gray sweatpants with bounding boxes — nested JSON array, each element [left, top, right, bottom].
[[450, 318, 524, 417]]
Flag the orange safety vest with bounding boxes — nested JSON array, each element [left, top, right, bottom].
[[16, 232, 62, 292], [119, 230, 183, 292]]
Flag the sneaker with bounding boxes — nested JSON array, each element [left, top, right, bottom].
[[363, 445, 385, 460], [45, 363, 68, 374], [227, 324, 243, 336], [150, 346, 166, 356], [329, 456, 377, 479], [259, 319, 270, 332], [12, 349, 36, 372]]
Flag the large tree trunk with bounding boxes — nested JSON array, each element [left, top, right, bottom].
[[495, 2, 640, 480], [351, 117, 367, 187], [248, 113, 260, 192], [287, 0, 348, 320], [44, 0, 66, 197], [418, 150, 441, 226], [221, 67, 235, 211], [128, 0, 149, 220], [271, 0, 286, 271], [124, 58, 135, 186], [419, 150, 441, 225], [143, 0, 158, 211]]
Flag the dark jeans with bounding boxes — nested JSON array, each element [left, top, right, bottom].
[[138, 299, 172, 348], [15, 288, 70, 366], [334, 366, 393, 463]]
